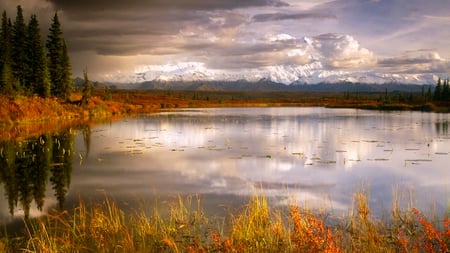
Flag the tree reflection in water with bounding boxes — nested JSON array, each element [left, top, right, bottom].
[[0, 126, 89, 219]]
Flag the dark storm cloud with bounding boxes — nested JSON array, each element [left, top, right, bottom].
[[61, 8, 246, 55], [48, 0, 289, 13], [252, 12, 336, 22], [48, 0, 256, 58]]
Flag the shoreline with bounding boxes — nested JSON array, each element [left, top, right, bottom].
[[1, 90, 449, 140]]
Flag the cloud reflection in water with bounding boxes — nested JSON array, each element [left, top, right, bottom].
[[70, 107, 449, 215]]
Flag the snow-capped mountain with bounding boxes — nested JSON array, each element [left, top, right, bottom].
[[105, 61, 439, 86]]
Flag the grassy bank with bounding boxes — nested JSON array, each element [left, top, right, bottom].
[[0, 94, 144, 141], [1, 90, 449, 125], [0, 94, 140, 126], [0, 192, 448, 252]]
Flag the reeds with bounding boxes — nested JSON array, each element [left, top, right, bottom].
[[1, 191, 448, 252]]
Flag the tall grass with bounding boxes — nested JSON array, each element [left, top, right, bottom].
[[0, 191, 448, 252]]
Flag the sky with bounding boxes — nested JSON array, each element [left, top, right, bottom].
[[1, 0, 450, 82]]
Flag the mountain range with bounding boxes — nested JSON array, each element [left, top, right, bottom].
[[91, 62, 438, 93], [107, 61, 439, 86]]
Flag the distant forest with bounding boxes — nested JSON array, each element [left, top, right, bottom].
[[0, 5, 72, 100]]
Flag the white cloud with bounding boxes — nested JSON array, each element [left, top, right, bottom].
[[312, 34, 376, 69], [266, 33, 296, 42], [378, 49, 450, 74]]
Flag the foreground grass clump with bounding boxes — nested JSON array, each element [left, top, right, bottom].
[[1, 193, 448, 252]]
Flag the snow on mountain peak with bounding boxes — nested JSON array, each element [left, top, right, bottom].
[[126, 61, 438, 85]]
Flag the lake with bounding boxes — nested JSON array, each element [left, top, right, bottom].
[[1, 107, 449, 224]]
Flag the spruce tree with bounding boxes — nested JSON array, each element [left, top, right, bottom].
[[81, 68, 92, 106], [1, 62, 16, 95], [427, 86, 432, 101], [0, 11, 6, 84], [0, 11, 15, 95], [11, 5, 28, 93], [434, 78, 442, 101], [0, 11, 7, 92], [26, 14, 50, 97], [443, 79, 450, 101], [47, 12, 72, 101]]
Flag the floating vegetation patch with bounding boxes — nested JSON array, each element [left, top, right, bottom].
[[208, 147, 226, 151], [318, 160, 337, 164], [368, 158, 390, 161], [405, 159, 432, 162], [292, 152, 304, 158]]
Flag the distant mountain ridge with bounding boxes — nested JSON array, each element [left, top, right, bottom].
[[102, 62, 439, 88], [80, 69, 436, 93]]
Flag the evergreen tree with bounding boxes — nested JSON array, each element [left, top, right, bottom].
[[47, 12, 72, 101], [0, 11, 15, 95], [427, 86, 432, 101], [434, 78, 442, 101], [26, 14, 50, 97], [81, 67, 92, 106], [1, 63, 16, 95], [443, 79, 450, 101], [0, 11, 7, 88], [11, 5, 28, 93], [0, 11, 4, 59]]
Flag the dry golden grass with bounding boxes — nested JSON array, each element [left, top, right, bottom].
[[1, 192, 448, 252]]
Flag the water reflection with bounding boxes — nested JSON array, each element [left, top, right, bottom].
[[0, 127, 84, 219], [1, 108, 449, 223], [435, 120, 449, 135], [64, 108, 449, 218]]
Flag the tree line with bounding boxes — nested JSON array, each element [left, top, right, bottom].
[[433, 77, 450, 102], [0, 5, 72, 100]]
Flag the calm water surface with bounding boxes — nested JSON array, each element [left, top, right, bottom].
[[1, 107, 449, 223]]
